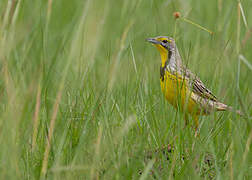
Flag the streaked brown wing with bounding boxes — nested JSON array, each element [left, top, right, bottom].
[[192, 78, 218, 101], [180, 67, 218, 102]]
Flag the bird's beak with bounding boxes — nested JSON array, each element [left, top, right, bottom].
[[146, 38, 161, 45]]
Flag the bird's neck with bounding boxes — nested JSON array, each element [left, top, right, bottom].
[[164, 47, 183, 72]]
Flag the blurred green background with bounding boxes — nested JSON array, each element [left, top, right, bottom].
[[0, 0, 251, 179]]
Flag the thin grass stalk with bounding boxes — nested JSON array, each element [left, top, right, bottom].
[[10, 0, 22, 26], [46, 0, 53, 27], [108, 20, 134, 91], [32, 84, 41, 151], [139, 159, 155, 180], [229, 142, 234, 180], [90, 127, 103, 179], [40, 90, 62, 178], [3, 0, 12, 29], [242, 130, 252, 166], [238, 2, 248, 30], [236, 2, 241, 54], [168, 152, 177, 180]]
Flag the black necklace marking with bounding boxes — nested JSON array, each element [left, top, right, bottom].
[[160, 60, 169, 81], [160, 50, 172, 81], [168, 48, 172, 59], [160, 66, 165, 81]]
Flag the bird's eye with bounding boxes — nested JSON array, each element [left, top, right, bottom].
[[162, 40, 168, 43]]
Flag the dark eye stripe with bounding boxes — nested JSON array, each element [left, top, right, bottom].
[[162, 40, 168, 43]]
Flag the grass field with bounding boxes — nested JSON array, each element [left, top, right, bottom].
[[0, 0, 252, 179]]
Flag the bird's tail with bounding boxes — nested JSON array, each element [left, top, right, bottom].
[[216, 102, 244, 116]]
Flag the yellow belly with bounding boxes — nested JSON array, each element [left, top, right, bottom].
[[160, 71, 200, 115]]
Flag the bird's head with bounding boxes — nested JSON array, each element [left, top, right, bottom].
[[146, 36, 175, 66], [146, 36, 174, 53]]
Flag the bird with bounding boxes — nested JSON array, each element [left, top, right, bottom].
[[146, 36, 242, 131]]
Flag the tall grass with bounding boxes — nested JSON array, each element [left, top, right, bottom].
[[0, 0, 251, 179]]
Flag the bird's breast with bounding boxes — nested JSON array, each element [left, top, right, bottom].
[[160, 70, 199, 114]]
